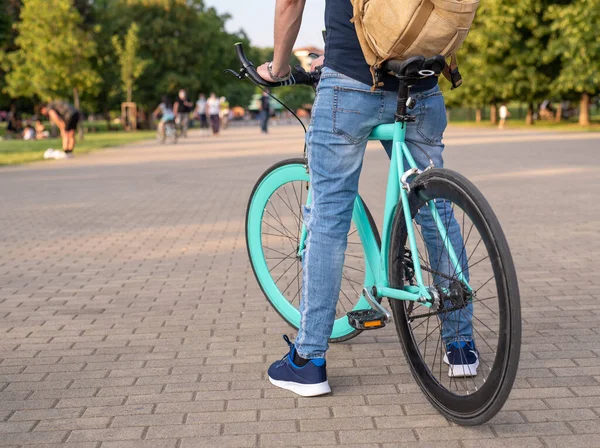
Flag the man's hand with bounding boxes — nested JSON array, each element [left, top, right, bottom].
[[257, 63, 275, 82], [311, 55, 325, 72], [257, 62, 290, 82]]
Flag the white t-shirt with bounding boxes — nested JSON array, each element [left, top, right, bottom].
[[499, 105, 508, 120], [206, 98, 220, 116], [196, 99, 207, 114]]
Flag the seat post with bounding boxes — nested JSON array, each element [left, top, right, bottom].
[[395, 80, 415, 124]]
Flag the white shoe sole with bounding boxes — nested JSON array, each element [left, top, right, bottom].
[[268, 377, 331, 397], [444, 354, 479, 378]]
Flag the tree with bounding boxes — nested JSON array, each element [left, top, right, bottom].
[[110, 0, 249, 110], [112, 22, 149, 102], [441, 0, 513, 124], [277, 85, 315, 112], [0, 0, 21, 108], [547, 0, 600, 125], [4, 0, 100, 111]]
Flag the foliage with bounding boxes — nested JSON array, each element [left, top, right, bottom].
[[4, 0, 101, 102], [112, 22, 149, 102], [277, 85, 315, 111], [107, 0, 249, 109], [547, 0, 600, 96]]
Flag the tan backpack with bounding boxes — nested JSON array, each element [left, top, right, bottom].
[[350, 0, 479, 89]]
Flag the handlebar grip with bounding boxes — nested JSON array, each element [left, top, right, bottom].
[[234, 42, 319, 88]]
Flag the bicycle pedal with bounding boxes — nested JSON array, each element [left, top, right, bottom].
[[347, 309, 387, 330]]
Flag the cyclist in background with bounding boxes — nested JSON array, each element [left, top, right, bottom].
[[153, 96, 175, 139], [258, 0, 475, 397]]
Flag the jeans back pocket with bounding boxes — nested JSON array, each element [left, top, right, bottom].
[[333, 86, 385, 145]]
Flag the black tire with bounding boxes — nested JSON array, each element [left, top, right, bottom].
[[246, 158, 381, 344], [388, 168, 521, 425]]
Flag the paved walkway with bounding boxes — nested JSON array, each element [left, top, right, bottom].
[[1, 125, 599, 447]]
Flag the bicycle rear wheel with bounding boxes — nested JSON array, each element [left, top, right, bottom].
[[388, 168, 521, 425], [246, 158, 380, 343]]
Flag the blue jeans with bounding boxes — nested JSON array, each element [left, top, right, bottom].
[[295, 68, 473, 359], [260, 110, 269, 133]]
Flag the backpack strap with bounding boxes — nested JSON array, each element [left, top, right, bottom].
[[442, 53, 463, 89], [393, 0, 435, 56]]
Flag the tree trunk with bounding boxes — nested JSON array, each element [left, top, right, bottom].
[[126, 85, 132, 104], [73, 87, 84, 141], [555, 103, 563, 123], [475, 108, 482, 124], [579, 93, 590, 126], [525, 103, 535, 125], [490, 104, 498, 125]]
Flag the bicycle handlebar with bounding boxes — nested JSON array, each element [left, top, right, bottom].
[[234, 42, 320, 87]]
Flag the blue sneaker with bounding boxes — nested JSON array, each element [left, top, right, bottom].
[[443, 341, 479, 378], [268, 335, 331, 397]]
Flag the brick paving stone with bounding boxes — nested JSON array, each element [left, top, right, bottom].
[[522, 408, 599, 422], [111, 413, 185, 427], [101, 441, 179, 448], [0, 421, 36, 433], [460, 438, 545, 448], [0, 431, 68, 446], [492, 422, 573, 437], [83, 404, 154, 418], [34, 416, 111, 431], [180, 435, 258, 448], [339, 428, 417, 444], [543, 434, 600, 448], [9, 408, 84, 421], [145, 423, 220, 439], [259, 431, 337, 447], [0, 127, 599, 447]]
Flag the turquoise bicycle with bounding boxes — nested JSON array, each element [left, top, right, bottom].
[[231, 43, 521, 425]]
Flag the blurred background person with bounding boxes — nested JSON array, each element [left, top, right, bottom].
[[219, 96, 230, 130], [206, 93, 221, 136], [174, 89, 193, 138], [40, 100, 81, 158], [260, 90, 271, 134]]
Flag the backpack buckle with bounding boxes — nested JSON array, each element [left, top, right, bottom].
[[449, 67, 463, 89]]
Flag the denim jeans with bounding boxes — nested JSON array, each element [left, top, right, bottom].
[[295, 67, 473, 359], [260, 110, 269, 133]]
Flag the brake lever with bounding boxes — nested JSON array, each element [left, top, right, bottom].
[[223, 68, 246, 80]]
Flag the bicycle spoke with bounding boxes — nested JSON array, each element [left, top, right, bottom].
[[274, 257, 299, 284], [342, 272, 361, 298], [264, 206, 297, 241], [265, 203, 298, 243], [281, 265, 303, 296], [343, 264, 364, 274], [268, 249, 297, 273], [263, 245, 294, 258]]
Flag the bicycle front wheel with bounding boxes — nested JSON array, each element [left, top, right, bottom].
[[246, 158, 380, 343], [388, 168, 521, 425]]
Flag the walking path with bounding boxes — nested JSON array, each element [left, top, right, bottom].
[[1, 126, 599, 447]]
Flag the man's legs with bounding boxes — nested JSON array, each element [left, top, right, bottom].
[[65, 130, 76, 152], [294, 68, 386, 359], [260, 111, 268, 133]]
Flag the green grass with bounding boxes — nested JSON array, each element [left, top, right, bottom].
[[0, 131, 155, 166], [449, 119, 600, 132]]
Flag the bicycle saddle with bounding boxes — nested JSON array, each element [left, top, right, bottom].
[[383, 55, 446, 80]]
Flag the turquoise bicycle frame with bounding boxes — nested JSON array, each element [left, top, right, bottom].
[[297, 120, 472, 309]]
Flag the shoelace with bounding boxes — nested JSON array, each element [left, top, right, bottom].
[[275, 335, 294, 365]]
